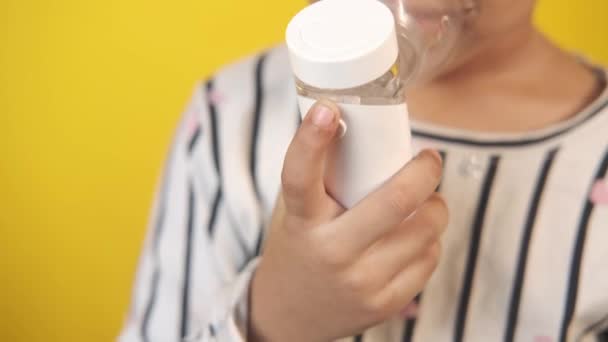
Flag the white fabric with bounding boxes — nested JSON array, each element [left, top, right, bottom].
[[118, 46, 608, 342]]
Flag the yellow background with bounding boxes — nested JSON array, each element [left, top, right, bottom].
[[0, 0, 606, 341]]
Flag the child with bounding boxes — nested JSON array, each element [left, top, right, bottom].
[[119, 0, 608, 341]]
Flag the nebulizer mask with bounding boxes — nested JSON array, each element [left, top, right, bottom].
[[381, 0, 475, 84]]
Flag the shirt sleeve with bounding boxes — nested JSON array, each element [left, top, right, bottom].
[[117, 80, 260, 342], [184, 260, 259, 342]]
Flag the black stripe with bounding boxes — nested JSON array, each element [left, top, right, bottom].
[[207, 190, 222, 237], [402, 294, 422, 342], [204, 78, 250, 252], [187, 126, 201, 154], [250, 54, 267, 199], [140, 149, 174, 342], [354, 334, 364, 342], [454, 156, 500, 342], [412, 100, 608, 148], [559, 147, 608, 342], [207, 80, 221, 176], [140, 269, 160, 342], [402, 318, 416, 342], [577, 314, 608, 341], [254, 222, 265, 256], [599, 329, 608, 342], [205, 79, 223, 239], [297, 103, 303, 127], [504, 148, 559, 342], [250, 54, 268, 256], [436, 150, 447, 192], [180, 184, 196, 338]]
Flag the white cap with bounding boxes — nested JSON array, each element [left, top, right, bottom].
[[286, 0, 398, 90]]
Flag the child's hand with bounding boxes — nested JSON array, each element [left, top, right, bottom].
[[249, 100, 448, 342]]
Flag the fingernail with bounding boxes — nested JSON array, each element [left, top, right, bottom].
[[420, 149, 443, 165], [311, 103, 335, 128], [337, 119, 348, 138]]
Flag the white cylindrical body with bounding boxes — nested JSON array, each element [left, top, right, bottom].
[[286, 0, 413, 208], [297, 98, 412, 208]]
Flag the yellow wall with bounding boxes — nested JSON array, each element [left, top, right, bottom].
[[0, 1, 606, 341]]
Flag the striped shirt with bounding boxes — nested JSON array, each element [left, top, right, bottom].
[[118, 46, 608, 342]]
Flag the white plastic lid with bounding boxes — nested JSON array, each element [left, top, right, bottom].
[[286, 0, 398, 90]]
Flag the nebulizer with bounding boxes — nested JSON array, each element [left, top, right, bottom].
[[286, 0, 473, 207]]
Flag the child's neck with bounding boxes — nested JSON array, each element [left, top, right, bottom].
[[406, 28, 603, 134]]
